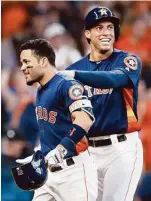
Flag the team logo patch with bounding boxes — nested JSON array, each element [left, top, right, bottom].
[[124, 56, 138, 70], [16, 167, 24, 176], [69, 84, 84, 100]]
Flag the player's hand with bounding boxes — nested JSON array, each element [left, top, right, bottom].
[[60, 70, 75, 78], [16, 145, 41, 164], [45, 145, 67, 165], [16, 154, 34, 164]]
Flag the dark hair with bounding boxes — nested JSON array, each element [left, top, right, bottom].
[[20, 38, 56, 66]]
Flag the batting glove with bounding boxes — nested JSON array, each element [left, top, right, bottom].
[[16, 145, 41, 164], [16, 154, 34, 164], [45, 145, 67, 165]]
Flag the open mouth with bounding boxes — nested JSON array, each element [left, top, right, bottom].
[[100, 38, 111, 44]]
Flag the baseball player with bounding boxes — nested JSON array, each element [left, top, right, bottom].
[[62, 7, 143, 201], [17, 38, 98, 201]]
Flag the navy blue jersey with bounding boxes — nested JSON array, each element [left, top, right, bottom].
[[67, 49, 142, 137], [35, 73, 87, 154]]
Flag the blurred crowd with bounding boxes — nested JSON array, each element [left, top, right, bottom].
[[1, 1, 151, 201]]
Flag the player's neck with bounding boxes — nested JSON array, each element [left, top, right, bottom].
[[39, 68, 58, 86], [89, 47, 113, 62]]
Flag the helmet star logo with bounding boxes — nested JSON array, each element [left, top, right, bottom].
[[98, 8, 107, 16]]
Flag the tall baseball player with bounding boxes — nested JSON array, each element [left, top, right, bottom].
[[16, 39, 98, 201], [62, 7, 143, 201]]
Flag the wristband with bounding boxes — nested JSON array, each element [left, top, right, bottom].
[[68, 124, 88, 144], [59, 124, 88, 158]]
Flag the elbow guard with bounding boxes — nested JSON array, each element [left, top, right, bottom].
[[69, 96, 95, 123]]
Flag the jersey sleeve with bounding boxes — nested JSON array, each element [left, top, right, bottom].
[[115, 54, 142, 87], [61, 80, 87, 109]]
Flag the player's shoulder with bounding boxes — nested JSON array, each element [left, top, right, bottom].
[[57, 73, 84, 88], [67, 55, 89, 70], [56, 73, 85, 98], [57, 72, 76, 82], [114, 48, 142, 69], [115, 48, 141, 62]]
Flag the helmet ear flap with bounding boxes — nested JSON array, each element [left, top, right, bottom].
[[11, 151, 48, 191]]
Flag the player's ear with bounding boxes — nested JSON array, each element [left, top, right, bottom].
[[40, 57, 48, 68], [85, 30, 91, 40]]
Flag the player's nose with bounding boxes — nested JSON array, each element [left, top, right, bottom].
[[100, 25, 112, 35], [20, 64, 27, 71], [102, 28, 110, 35]]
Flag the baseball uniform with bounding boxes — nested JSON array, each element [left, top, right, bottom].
[[32, 73, 98, 201], [67, 49, 143, 201]]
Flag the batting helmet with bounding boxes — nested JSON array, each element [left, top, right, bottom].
[[84, 7, 120, 41], [11, 150, 47, 191]]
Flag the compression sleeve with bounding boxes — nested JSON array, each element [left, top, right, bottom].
[[74, 70, 131, 89]]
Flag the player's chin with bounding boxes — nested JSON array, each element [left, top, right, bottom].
[[26, 79, 35, 86], [99, 46, 111, 54], [100, 41, 113, 49], [100, 43, 111, 49]]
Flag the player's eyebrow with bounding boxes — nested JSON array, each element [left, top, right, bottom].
[[21, 59, 30, 63]]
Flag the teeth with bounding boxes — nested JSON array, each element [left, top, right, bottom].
[[101, 39, 110, 42]]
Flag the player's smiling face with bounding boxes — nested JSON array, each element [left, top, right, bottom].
[[20, 49, 44, 86], [85, 21, 115, 53]]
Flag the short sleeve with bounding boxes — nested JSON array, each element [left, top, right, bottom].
[[61, 80, 87, 109]]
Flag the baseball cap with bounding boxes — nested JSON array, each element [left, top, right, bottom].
[[43, 23, 66, 38], [84, 7, 119, 30]]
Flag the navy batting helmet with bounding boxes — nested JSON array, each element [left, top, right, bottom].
[[11, 151, 47, 191], [84, 7, 120, 41]]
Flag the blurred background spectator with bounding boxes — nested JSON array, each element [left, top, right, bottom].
[[1, 67, 39, 146], [115, 16, 151, 66], [43, 22, 82, 70], [1, 1, 151, 201]]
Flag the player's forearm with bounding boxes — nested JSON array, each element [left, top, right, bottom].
[[59, 111, 92, 157], [58, 124, 88, 158], [72, 110, 93, 132], [75, 70, 130, 88]]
